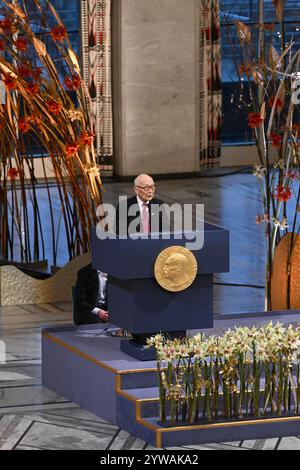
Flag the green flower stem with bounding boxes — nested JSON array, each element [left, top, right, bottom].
[[239, 353, 245, 418], [278, 356, 284, 416], [157, 363, 166, 422], [271, 362, 277, 414], [214, 358, 220, 419], [297, 364, 300, 414], [204, 362, 212, 422], [263, 364, 271, 415]]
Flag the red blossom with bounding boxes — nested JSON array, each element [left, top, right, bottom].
[[79, 131, 95, 146], [25, 82, 39, 95], [269, 132, 282, 149], [64, 74, 81, 91], [0, 39, 5, 51], [19, 117, 31, 133], [268, 96, 283, 109], [32, 67, 43, 81], [286, 170, 299, 180], [17, 64, 32, 77], [50, 25, 67, 42], [66, 142, 79, 157], [14, 37, 27, 53], [248, 112, 264, 129], [7, 168, 19, 180], [45, 98, 62, 115], [0, 18, 13, 34], [26, 114, 43, 129], [274, 185, 292, 202], [4, 75, 17, 90]]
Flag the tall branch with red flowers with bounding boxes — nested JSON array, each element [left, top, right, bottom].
[[235, 3, 300, 310], [0, 0, 103, 267]]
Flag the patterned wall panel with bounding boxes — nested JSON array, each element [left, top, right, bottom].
[[200, 0, 222, 168], [81, 0, 113, 176]]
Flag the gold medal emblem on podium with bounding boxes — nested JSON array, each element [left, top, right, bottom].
[[154, 246, 198, 292]]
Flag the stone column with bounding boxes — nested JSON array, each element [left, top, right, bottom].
[[112, 0, 200, 177]]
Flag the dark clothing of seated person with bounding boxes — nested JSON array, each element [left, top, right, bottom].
[[75, 263, 108, 325]]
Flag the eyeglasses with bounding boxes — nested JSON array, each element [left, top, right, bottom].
[[135, 185, 156, 192]]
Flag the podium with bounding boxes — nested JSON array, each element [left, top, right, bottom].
[[91, 224, 229, 359]]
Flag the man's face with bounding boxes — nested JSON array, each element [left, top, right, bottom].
[[134, 176, 156, 202], [163, 258, 180, 280]]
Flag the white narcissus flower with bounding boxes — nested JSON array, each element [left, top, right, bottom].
[[272, 217, 288, 231], [273, 158, 285, 170], [253, 164, 267, 180]]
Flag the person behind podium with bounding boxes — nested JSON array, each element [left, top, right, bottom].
[[115, 174, 168, 236], [114, 174, 180, 343], [75, 264, 108, 325]]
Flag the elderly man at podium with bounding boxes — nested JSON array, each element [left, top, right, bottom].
[[75, 174, 165, 328], [114, 174, 183, 344], [115, 173, 169, 236]]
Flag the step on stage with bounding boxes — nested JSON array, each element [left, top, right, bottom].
[[42, 311, 300, 448]]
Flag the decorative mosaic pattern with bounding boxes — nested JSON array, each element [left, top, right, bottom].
[[200, 0, 222, 168], [81, 0, 113, 176]]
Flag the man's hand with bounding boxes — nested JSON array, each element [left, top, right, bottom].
[[98, 309, 108, 322]]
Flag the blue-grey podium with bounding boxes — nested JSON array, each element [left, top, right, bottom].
[[91, 224, 229, 359]]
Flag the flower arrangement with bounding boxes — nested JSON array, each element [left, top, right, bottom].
[[0, 0, 103, 267], [147, 323, 300, 425], [232, 2, 300, 309]]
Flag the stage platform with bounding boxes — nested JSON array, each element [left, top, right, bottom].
[[42, 310, 300, 448]]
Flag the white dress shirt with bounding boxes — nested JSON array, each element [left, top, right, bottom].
[[92, 271, 107, 316]]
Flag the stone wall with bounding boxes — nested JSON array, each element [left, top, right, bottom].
[[112, 0, 201, 176]]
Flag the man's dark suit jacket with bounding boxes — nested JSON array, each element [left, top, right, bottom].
[[75, 263, 107, 325], [115, 196, 168, 236]]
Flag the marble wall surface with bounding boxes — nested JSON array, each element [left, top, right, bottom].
[[112, 0, 200, 176]]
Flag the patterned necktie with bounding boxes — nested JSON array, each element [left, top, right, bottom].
[[142, 203, 150, 234]]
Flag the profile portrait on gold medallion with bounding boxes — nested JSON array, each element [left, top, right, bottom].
[[154, 246, 198, 292]]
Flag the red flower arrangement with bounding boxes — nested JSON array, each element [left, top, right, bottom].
[[32, 67, 43, 81], [4, 76, 17, 90], [268, 96, 283, 110], [17, 64, 32, 77], [50, 25, 67, 42], [274, 185, 292, 203], [248, 112, 264, 128], [19, 117, 31, 134], [66, 142, 79, 157], [14, 37, 28, 53], [269, 132, 282, 148], [7, 168, 19, 180], [45, 98, 62, 115], [0, 18, 14, 34], [286, 170, 299, 181], [64, 74, 81, 91], [79, 131, 95, 146], [25, 82, 40, 96]]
